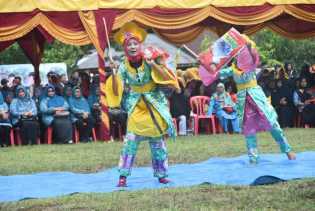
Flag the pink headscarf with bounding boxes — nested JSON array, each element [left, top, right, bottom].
[[123, 35, 143, 63]]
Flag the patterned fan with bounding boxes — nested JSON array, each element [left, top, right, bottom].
[[143, 45, 169, 61], [236, 46, 260, 73]]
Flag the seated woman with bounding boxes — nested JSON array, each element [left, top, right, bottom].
[[88, 85, 101, 124], [63, 84, 73, 103], [69, 86, 94, 142], [271, 79, 295, 128], [207, 83, 240, 133], [169, 77, 190, 135], [0, 92, 12, 147], [293, 77, 315, 126], [40, 85, 73, 144], [10, 86, 39, 145], [225, 80, 238, 103]]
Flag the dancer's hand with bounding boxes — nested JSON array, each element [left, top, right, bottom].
[[156, 57, 166, 66], [109, 60, 118, 74], [145, 58, 155, 66]]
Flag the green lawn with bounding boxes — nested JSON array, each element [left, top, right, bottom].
[[0, 128, 315, 210]]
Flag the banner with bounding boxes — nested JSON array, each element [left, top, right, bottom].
[[39, 63, 67, 85], [198, 28, 247, 86], [199, 28, 246, 72], [0, 63, 67, 86]]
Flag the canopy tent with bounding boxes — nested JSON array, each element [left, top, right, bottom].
[[76, 33, 198, 70], [76, 48, 124, 71], [1, 0, 315, 140], [1, 0, 315, 10]]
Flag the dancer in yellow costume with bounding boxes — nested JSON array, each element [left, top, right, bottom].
[[106, 22, 178, 187]]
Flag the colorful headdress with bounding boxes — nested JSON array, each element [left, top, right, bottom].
[[143, 45, 169, 61], [114, 22, 147, 46], [184, 67, 201, 83]]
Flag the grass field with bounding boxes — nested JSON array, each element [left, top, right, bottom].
[[0, 128, 315, 210]]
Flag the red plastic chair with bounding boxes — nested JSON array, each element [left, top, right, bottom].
[[11, 128, 40, 146], [10, 128, 15, 146], [47, 126, 86, 144], [190, 96, 216, 135], [14, 128, 22, 145], [46, 127, 53, 144], [74, 127, 97, 143], [214, 116, 224, 133]]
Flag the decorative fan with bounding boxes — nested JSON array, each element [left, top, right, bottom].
[[143, 45, 169, 61]]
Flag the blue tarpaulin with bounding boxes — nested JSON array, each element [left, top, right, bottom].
[[0, 152, 314, 202]]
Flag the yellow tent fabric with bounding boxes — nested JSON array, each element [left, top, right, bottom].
[[1, 5, 315, 42], [1, 0, 314, 12]]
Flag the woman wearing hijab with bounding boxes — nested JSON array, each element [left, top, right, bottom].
[[1, 79, 13, 105], [0, 91, 11, 147], [32, 86, 43, 107], [169, 77, 190, 135], [10, 86, 39, 145], [88, 85, 101, 124], [271, 80, 295, 128], [293, 77, 315, 126], [106, 22, 178, 187], [63, 84, 73, 103], [40, 85, 73, 144], [207, 83, 240, 133], [300, 63, 315, 88], [69, 86, 94, 142]]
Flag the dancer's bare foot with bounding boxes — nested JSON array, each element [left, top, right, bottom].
[[287, 152, 296, 160]]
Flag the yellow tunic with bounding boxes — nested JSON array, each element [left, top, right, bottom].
[[128, 97, 168, 137], [105, 59, 178, 137]]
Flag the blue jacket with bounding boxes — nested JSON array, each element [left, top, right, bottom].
[[40, 97, 70, 126], [9, 86, 37, 125], [0, 96, 11, 126]]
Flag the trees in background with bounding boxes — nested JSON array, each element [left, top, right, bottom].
[[252, 29, 315, 71], [199, 29, 315, 71], [1, 29, 315, 72], [0, 41, 93, 71]]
